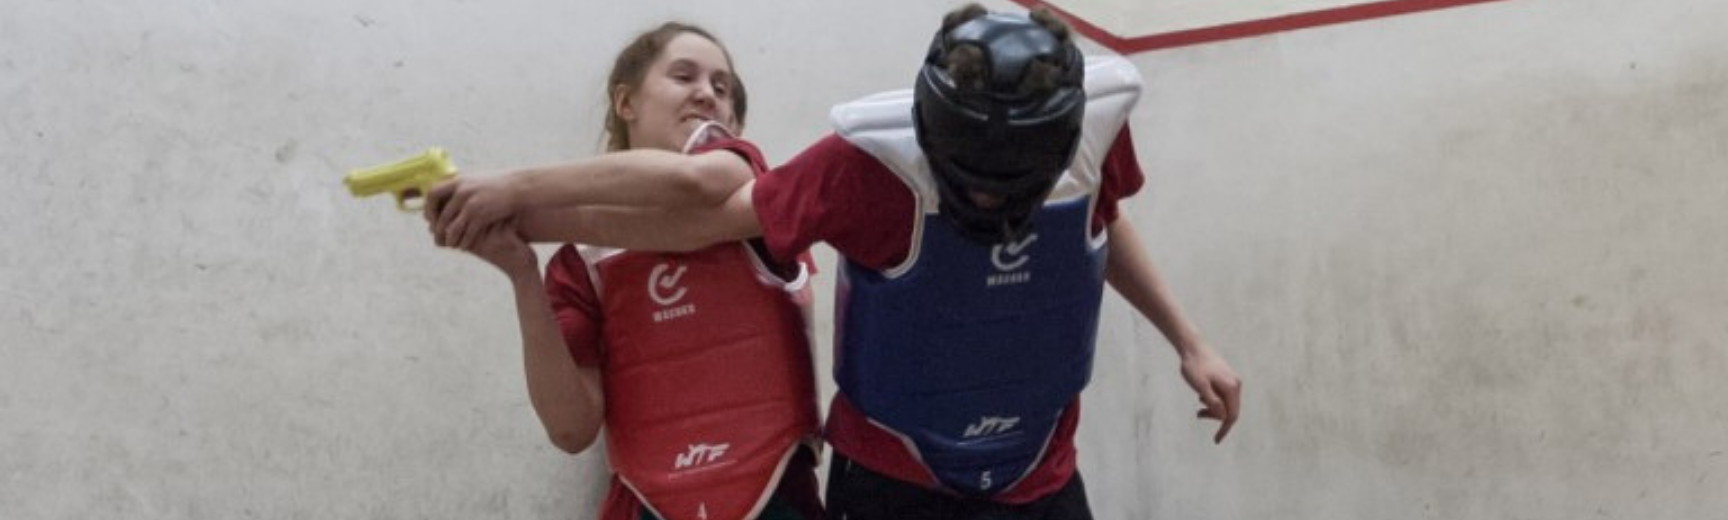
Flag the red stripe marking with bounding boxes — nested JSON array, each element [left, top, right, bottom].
[[1007, 0, 1511, 53]]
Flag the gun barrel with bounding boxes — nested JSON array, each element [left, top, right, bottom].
[[344, 148, 457, 196]]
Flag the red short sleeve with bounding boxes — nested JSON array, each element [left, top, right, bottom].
[[751, 134, 916, 270], [1092, 124, 1146, 233], [694, 136, 816, 277], [691, 137, 771, 178], [543, 245, 604, 367]]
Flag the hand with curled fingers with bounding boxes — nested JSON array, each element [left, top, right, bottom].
[[1179, 346, 1243, 444], [423, 174, 522, 251]]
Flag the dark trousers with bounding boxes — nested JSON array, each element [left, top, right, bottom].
[[824, 454, 1095, 520]]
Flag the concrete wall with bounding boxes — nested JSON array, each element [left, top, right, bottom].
[[1094, 1, 1728, 518], [3, 0, 1722, 518]]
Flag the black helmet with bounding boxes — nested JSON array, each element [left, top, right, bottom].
[[913, 11, 1086, 244]]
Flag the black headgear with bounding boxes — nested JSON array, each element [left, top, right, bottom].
[[913, 12, 1086, 244]]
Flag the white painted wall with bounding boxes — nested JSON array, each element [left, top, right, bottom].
[[1092, 0, 1728, 518], [3, 0, 1723, 518]]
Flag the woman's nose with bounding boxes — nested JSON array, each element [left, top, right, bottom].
[[691, 82, 717, 105]]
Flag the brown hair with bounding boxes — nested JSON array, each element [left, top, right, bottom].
[[603, 22, 747, 152], [939, 4, 1072, 95]]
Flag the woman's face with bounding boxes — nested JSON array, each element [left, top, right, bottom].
[[617, 32, 738, 152]]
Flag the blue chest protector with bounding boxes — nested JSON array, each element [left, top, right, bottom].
[[830, 54, 1140, 496], [837, 196, 1106, 496]]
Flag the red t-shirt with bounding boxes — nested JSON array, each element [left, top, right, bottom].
[[751, 125, 1146, 504], [543, 138, 822, 520]]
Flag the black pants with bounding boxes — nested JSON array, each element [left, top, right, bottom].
[[825, 454, 1094, 520]]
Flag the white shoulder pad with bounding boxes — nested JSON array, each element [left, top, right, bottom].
[[1082, 54, 1143, 109], [829, 89, 941, 212], [1047, 55, 1144, 202]]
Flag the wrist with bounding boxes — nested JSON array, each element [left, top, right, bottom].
[[501, 248, 541, 282], [1173, 336, 1211, 361], [506, 264, 543, 287], [504, 169, 534, 210]]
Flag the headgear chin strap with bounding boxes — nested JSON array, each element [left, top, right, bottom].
[[913, 11, 1086, 245]]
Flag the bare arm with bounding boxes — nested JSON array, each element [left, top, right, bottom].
[[506, 267, 606, 454], [511, 148, 752, 209], [515, 181, 763, 252], [1104, 217, 1242, 443], [1105, 218, 1204, 351], [455, 225, 606, 453], [427, 149, 755, 250]]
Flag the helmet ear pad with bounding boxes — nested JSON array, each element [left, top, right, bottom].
[[912, 12, 1087, 245]]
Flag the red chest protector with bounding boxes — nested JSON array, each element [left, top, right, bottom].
[[584, 242, 820, 520]]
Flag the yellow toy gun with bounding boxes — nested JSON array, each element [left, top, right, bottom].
[[345, 148, 458, 211]]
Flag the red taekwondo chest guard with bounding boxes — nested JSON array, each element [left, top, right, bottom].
[[581, 240, 821, 520]]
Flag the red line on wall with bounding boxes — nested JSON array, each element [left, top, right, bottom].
[[1007, 0, 1511, 54]]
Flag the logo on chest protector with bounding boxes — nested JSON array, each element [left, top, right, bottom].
[[649, 262, 697, 322], [673, 442, 731, 471], [963, 415, 1022, 438], [986, 233, 1038, 287]]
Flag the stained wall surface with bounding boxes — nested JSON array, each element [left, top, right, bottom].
[[3, 0, 1723, 518]]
